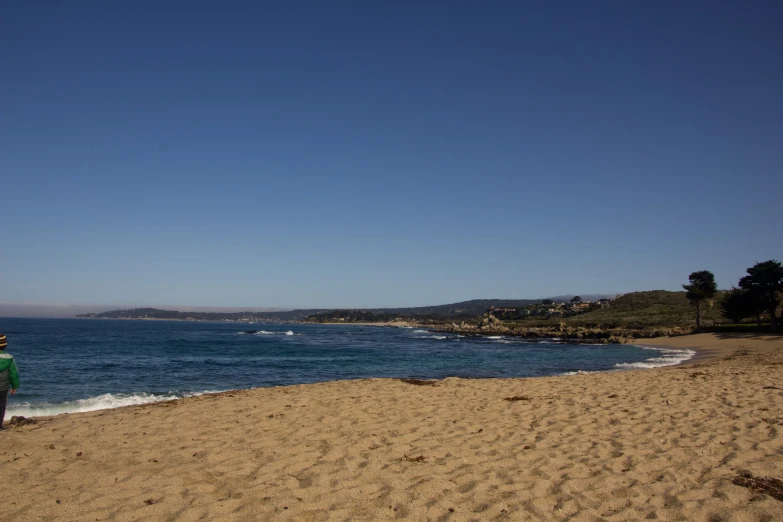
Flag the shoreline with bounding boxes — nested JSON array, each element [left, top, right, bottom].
[[2, 332, 781, 520], [6, 334, 714, 420], [634, 332, 783, 364]]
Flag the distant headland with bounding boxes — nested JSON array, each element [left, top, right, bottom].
[[74, 296, 609, 323], [76, 273, 782, 345], [70, 291, 710, 344]]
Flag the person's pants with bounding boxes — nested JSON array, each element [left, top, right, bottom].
[[0, 390, 8, 428]]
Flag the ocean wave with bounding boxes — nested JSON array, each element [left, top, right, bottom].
[[6, 391, 220, 419], [614, 347, 696, 370], [237, 330, 299, 336], [560, 370, 603, 376], [486, 336, 504, 339], [412, 330, 428, 333]]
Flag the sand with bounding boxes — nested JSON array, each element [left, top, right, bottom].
[[2, 333, 782, 521], [636, 332, 783, 363]]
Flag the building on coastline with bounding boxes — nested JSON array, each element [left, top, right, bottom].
[[490, 307, 519, 314]]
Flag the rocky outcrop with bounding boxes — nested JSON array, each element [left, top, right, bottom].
[[433, 322, 693, 344], [388, 310, 694, 344]]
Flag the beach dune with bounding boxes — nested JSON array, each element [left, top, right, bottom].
[[2, 333, 782, 521]]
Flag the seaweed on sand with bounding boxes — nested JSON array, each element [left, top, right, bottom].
[[8, 416, 37, 426], [402, 455, 426, 462], [732, 472, 783, 502], [399, 378, 438, 386]]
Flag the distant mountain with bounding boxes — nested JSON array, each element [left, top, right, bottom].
[[76, 308, 328, 322], [0, 302, 288, 318], [362, 299, 547, 318], [360, 295, 613, 318], [74, 295, 615, 322]]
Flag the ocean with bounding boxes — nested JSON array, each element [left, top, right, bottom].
[[0, 318, 694, 420]]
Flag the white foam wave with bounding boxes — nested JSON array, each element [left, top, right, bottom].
[[412, 330, 428, 333], [240, 330, 298, 336], [614, 347, 696, 370], [486, 336, 504, 339], [6, 391, 219, 419], [432, 336, 448, 340], [560, 370, 603, 376]]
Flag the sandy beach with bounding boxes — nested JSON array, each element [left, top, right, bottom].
[[2, 333, 782, 521]]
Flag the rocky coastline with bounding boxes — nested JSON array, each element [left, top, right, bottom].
[[429, 313, 692, 344]]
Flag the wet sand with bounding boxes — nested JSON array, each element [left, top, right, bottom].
[[1, 333, 782, 521]]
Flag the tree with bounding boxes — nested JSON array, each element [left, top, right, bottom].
[[683, 270, 718, 328], [570, 296, 582, 304], [738, 260, 783, 330], [720, 287, 764, 325], [542, 299, 554, 306]]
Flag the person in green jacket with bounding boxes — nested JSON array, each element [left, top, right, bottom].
[[0, 334, 20, 431]]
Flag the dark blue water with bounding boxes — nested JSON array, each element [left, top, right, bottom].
[[0, 318, 691, 418]]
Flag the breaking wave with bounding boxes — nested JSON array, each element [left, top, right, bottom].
[[237, 330, 299, 336], [6, 391, 220, 419], [614, 347, 696, 369]]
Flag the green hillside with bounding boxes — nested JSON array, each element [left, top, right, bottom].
[[562, 290, 722, 328], [369, 299, 548, 318]]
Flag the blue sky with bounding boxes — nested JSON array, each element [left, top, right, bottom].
[[1, 1, 781, 310]]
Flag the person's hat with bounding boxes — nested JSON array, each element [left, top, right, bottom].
[[0, 334, 6, 349]]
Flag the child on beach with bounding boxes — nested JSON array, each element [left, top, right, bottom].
[[0, 334, 21, 431]]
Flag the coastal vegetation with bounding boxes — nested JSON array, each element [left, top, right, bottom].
[[76, 260, 782, 341], [303, 310, 401, 323], [737, 260, 783, 330], [709, 259, 783, 330], [553, 291, 722, 329], [682, 270, 718, 328], [721, 287, 765, 325]]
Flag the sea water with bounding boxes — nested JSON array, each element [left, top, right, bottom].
[[0, 318, 694, 419]]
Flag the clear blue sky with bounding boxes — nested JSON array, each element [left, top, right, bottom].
[[2, 1, 781, 309]]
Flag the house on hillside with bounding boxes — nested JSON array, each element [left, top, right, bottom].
[[489, 307, 519, 314], [487, 306, 524, 319]]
